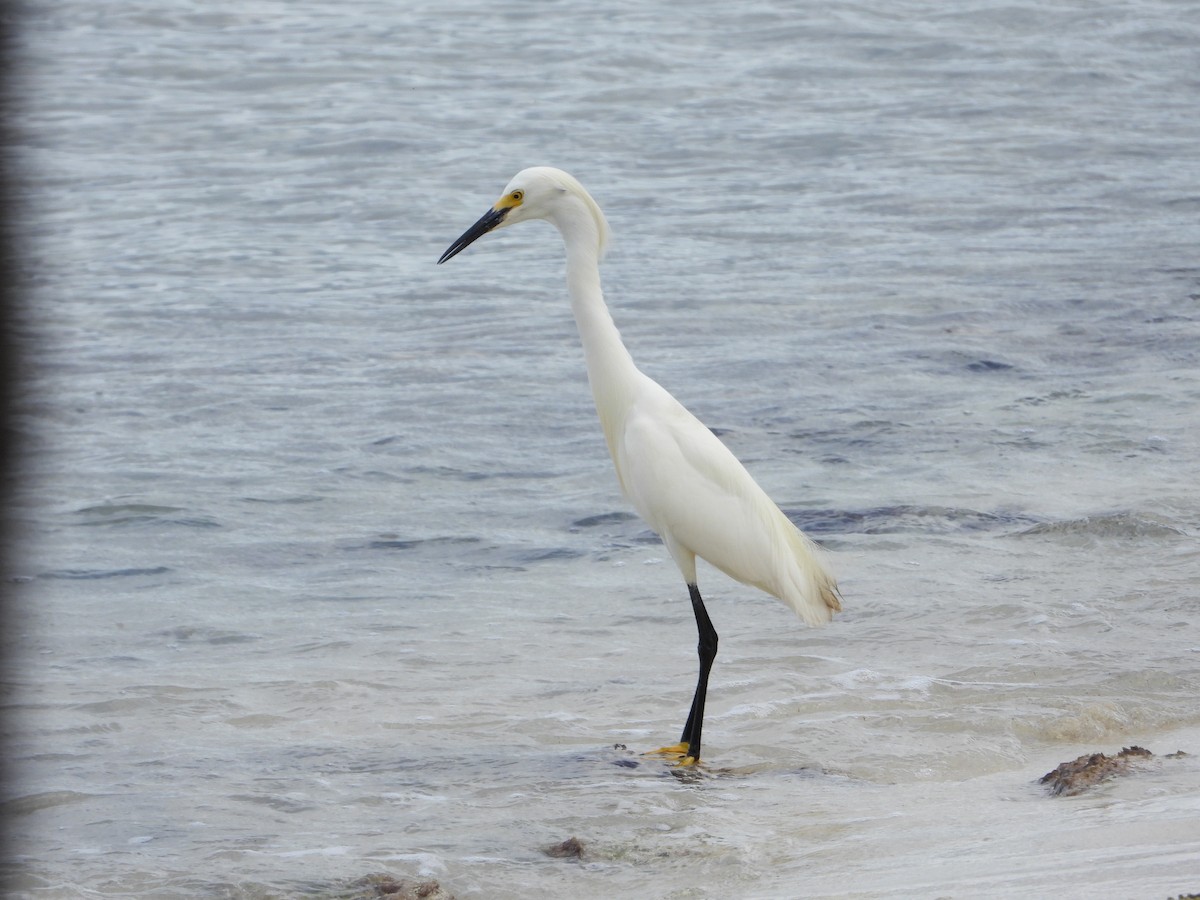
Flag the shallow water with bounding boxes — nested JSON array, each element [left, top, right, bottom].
[[7, 0, 1200, 897]]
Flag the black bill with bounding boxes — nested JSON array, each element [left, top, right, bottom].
[[437, 206, 509, 264]]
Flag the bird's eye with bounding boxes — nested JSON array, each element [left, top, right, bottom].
[[511, 190, 524, 202]]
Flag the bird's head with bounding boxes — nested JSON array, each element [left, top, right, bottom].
[[438, 167, 610, 264]]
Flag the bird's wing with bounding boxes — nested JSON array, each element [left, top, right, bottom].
[[614, 381, 839, 625], [616, 385, 779, 581]]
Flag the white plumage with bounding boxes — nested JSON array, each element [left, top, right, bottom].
[[439, 167, 840, 764]]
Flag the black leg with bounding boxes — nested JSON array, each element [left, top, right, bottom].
[[678, 583, 718, 762]]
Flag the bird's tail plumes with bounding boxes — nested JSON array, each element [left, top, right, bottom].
[[778, 520, 842, 628]]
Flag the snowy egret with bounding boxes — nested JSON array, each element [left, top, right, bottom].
[[438, 168, 841, 765]]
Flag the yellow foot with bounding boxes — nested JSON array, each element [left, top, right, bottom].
[[645, 742, 690, 759], [644, 743, 702, 767]]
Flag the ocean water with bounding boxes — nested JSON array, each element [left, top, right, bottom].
[[6, 0, 1200, 897]]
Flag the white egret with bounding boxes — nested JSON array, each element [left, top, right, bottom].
[[438, 167, 841, 765]]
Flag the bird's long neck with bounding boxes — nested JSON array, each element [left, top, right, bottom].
[[566, 246, 639, 390], [551, 203, 644, 452]]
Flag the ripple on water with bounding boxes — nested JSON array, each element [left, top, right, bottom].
[[1015, 511, 1190, 541], [789, 504, 1038, 536]]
